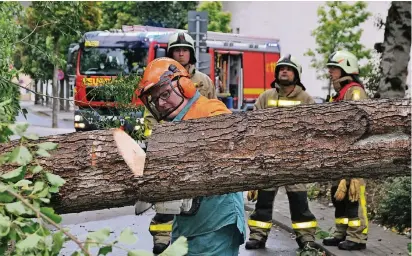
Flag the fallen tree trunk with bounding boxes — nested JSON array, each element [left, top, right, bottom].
[[1, 99, 410, 214]]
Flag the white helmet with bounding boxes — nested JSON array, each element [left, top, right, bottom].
[[167, 32, 196, 64], [272, 54, 305, 89], [275, 54, 302, 81], [327, 50, 359, 75]]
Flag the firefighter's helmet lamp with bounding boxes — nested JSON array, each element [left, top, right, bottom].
[[326, 50, 359, 75], [167, 32, 196, 64], [138, 58, 196, 121]]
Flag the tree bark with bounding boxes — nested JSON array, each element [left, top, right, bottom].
[[1, 99, 410, 214], [376, 1, 411, 98]]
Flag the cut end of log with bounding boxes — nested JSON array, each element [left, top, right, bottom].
[[112, 129, 146, 176]]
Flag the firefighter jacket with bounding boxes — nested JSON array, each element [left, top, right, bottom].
[[331, 76, 368, 102], [254, 84, 315, 110], [187, 64, 217, 100], [143, 65, 216, 137], [170, 91, 246, 251]]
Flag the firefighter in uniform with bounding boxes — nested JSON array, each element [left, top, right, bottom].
[[246, 55, 321, 255], [322, 50, 369, 251], [140, 31, 217, 255]]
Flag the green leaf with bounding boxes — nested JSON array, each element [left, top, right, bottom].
[[5, 201, 33, 216], [45, 172, 65, 187], [32, 181, 45, 195], [14, 179, 32, 190], [1, 166, 26, 182], [16, 233, 42, 252], [0, 215, 11, 237], [127, 250, 153, 256], [160, 236, 188, 256], [98, 246, 113, 255], [118, 227, 137, 245], [36, 149, 51, 157], [0, 153, 9, 165], [40, 207, 62, 224], [0, 183, 7, 193], [9, 123, 29, 136], [0, 191, 15, 203], [71, 252, 81, 256], [86, 227, 111, 246], [8, 146, 32, 166], [52, 231, 65, 254], [39, 198, 50, 204], [23, 133, 39, 140], [49, 186, 59, 193], [31, 165, 43, 174], [37, 142, 58, 151], [36, 187, 49, 198]]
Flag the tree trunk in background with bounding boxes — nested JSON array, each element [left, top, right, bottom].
[[376, 1, 411, 98]]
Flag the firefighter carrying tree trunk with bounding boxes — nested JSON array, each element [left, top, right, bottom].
[[322, 50, 369, 251], [246, 55, 322, 255], [138, 31, 217, 255]]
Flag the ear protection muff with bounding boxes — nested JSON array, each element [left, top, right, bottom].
[[177, 76, 197, 98]]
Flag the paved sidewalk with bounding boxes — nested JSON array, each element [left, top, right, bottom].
[[244, 188, 410, 256], [20, 100, 75, 122]]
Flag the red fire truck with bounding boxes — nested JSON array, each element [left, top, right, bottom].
[[66, 25, 281, 131]]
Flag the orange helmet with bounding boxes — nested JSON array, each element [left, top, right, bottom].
[[138, 57, 197, 121]]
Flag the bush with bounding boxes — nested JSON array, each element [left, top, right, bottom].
[[375, 176, 411, 232]]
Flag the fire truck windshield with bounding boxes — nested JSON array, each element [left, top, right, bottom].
[[80, 47, 148, 76]]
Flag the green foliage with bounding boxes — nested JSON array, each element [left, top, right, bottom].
[[15, 2, 102, 83], [0, 123, 188, 255], [196, 1, 232, 33], [0, 2, 23, 135], [304, 1, 372, 81], [99, 1, 198, 30], [87, 74, 146, 141], [375, 177, 411, 232]]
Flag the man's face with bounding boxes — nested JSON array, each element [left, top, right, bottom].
[[328, 66, 342, 81], [149, 81, 186, 120], [277, 66, 295, 83], [172, 47, 191, 67]]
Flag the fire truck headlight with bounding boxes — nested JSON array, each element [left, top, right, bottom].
[[74, 115, 83, 122], [74, 123, 86, 129]]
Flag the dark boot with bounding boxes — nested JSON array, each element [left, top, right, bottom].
[[245, 239, 266, 249], [322, 236, 345, 246], [153, 242, 169, 255], [338, 240, 366, 250]]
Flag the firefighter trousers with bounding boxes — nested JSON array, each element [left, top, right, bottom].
[[331, 179, 368, 244], [248, 184, 317, 247], [149, 213, 174, 245]]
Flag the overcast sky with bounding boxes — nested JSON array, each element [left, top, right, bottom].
[[222, 1, 411, 98]]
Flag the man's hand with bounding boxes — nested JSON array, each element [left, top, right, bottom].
[[334, 179, 347, 201], [247, 190, 258, 202], [349, 179, 360, 202]]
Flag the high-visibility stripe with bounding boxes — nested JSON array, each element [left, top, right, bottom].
[[360, 185, 369, 234], [144, 129, 152, 137], [348, 220, 361, 227], [267, 99, 301, 107], [244, 88, 265, 95], [335, 218, 349, 225], [149, 224, 172, 232], [292, 221, 317, 229], [248, 220, 272, 229]]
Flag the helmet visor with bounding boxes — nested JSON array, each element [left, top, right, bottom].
[[139, 76, 184, 121]]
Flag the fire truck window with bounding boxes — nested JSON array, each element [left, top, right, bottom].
[[80, 47, 148, 76]]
